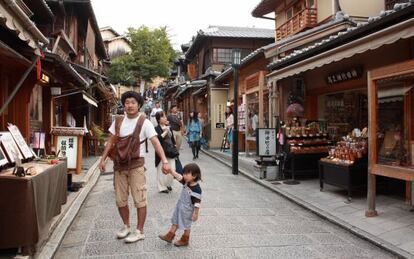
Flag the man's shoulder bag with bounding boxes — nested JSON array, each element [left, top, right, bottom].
[[108, 115, 124, 161], [108, 114, 146, 166]]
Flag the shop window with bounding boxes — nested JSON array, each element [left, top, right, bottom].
[[212, 48, 252, 64], [246, 92, 259, 138], [306, 0, 315, 7], [321, 91, 367, 140], [286, 7, 293, 20], [376, 85, 413, 167]]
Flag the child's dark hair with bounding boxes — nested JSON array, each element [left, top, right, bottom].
[[183, 163, 202, 182]]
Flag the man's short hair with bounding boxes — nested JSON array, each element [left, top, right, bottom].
[[121, 91, 144, 108], [170, 104, 177, 110]]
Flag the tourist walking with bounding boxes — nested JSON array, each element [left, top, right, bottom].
[[99, 91, 171, 243], [150, 101, 163, 126], [154, 111, 177, 193], [159, 163, 202, 247], [186, 111, 202, 159], [225, 107, 234, 149], [167, 105, 184, 150]]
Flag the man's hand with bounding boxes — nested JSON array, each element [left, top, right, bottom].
[[99, 159, 106, 172], [162, 162, 171, 175], [192, 212, 199, 222]]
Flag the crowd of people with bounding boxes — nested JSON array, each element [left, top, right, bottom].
[[99, 91, 204, 247]]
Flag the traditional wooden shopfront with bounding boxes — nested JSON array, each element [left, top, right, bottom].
[[215, 47, 272, 153], [366, 59, 414, 216]]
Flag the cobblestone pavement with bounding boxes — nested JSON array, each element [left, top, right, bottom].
[[54, 145, 396, 259]]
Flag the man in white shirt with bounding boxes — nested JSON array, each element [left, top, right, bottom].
[[150, 101, 163, 126], [99, 91, 171, 244]]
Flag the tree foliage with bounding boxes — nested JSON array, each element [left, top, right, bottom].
[[108, 26, 176, 85]]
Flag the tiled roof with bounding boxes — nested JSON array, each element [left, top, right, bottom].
[[185, 25, 274, 59], [198, 25, 274, 38], [215, 42, 275, 82], [268, 1, 414, 70]]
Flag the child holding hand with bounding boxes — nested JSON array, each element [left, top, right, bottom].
[[159, 163, 202, 246]]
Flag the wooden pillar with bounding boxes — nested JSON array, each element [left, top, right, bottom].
[[258, 72, 265, 128], [366, 71, 378, 217]]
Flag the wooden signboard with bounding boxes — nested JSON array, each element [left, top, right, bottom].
[[51, 127, 84, 174], [0, 145, 8, 167], [0, 132, 23, 163], [7, 124, 33, 159]]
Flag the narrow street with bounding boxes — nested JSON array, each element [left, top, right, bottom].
[[54, 145, 395, 259]]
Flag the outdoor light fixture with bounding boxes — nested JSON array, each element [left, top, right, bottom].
[[232, 49, 241, 175], [40, 73, 50, 84]]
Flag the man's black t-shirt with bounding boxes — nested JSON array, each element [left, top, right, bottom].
[[167, 114, 182, 131]]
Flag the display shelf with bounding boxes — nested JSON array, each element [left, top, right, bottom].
[[319, 156, 368, 202]]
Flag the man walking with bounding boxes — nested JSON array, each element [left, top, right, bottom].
[[150, 101, 163, 126], [167, 105, 184, 150], [99, 91, 171, 243]]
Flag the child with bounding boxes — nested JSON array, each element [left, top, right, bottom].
[[159, 163, 202, 246]]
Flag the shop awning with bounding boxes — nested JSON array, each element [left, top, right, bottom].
[[43, 53, 90, 88], [267, 17, 414, 82], [192, 86, 207, 96], [82, 92, 98, 107]]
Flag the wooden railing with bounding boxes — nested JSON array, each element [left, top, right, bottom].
[[276, 7, 317, 41]]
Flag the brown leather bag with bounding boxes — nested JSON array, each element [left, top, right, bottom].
[[108, 115, 124, 161], [111, 114, 147, 171]]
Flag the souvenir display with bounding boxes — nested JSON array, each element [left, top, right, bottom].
[[8, 124, 34, 159], [0, 132, 23, 163], [284, 120, 330, 155], [324, 128, 368, 165]]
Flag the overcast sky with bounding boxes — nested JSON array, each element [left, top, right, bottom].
[[92, 0, 274, 50]]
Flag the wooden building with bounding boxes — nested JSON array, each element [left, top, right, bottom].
[[183, 25, 275, 148], [253, 0, 414, 211], [0, 0, 113, 155]]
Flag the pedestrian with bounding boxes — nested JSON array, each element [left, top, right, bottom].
[[150, 101, 163, 126], [158, 163, 202, 247], [186, 111, 202, 159], [99, 91, 171, 243], [167, 105, 184, 150], [154, 111, 176, 194], [225, 107, 234, 149]]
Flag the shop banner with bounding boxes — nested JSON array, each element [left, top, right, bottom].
[[256, 128, 276, 157], [56, 136, 78, 169]]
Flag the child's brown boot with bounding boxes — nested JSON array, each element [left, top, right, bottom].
[[174, 233, 189, 247], [158, 231, 175, 243]]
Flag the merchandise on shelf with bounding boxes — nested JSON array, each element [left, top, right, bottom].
[[284, 122, 331, 155], [325, 128, 368, 165]]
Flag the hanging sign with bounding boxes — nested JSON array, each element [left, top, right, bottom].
[[56, 136, 78, 169], [256, 128, 276, 157], [326, 66, 363, 84]]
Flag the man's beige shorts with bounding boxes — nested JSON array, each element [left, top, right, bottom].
[[114, 166, 147, 208]]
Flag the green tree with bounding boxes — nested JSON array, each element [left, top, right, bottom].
[[108, 26, 176, 85]]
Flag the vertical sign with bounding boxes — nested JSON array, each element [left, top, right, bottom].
[[56, 136, 78, 169], [256, 128, 276, 156], [214, 103, 225, 128]]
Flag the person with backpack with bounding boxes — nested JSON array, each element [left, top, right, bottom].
[[99, 91, 171, 244], [186, 111, 202, 160]]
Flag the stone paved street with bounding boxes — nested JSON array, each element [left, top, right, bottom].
[[54, 145, 397, 259]]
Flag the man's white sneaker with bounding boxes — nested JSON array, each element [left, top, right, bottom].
[[116, 225, 131, 239], [124, 229, 145, 243]]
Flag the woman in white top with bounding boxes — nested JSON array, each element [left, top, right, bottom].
[[225, 107, 234, 146]]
